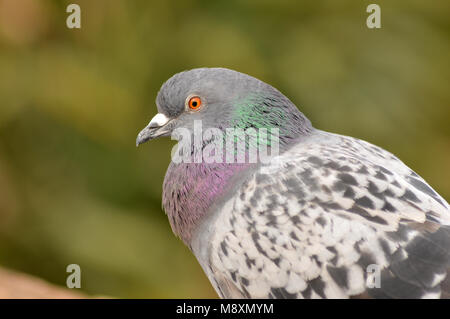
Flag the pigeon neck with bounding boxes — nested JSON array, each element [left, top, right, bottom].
[[229, 91, 313, 144], [162, 161, 256, 245], [162, 92, 313, 245]]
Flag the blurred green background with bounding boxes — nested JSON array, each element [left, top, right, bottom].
[[0, 0, 448, 298]]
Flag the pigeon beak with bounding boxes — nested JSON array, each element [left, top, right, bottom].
[[136, 113, 171, 146]]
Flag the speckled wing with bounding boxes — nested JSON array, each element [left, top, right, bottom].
[[196, 133, 450, 299]]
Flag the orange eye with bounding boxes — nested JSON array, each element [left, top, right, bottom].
[[188, 96, 202, 110]]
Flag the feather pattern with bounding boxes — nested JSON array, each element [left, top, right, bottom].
[[191, 131, 450, 299]]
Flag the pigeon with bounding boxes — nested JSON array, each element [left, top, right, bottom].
[[136, 67, 450, 299]]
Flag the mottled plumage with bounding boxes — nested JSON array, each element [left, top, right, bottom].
[[137, 68, 450, 298]]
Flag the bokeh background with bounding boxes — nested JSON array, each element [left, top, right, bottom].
[[0, 0, 448, 298]]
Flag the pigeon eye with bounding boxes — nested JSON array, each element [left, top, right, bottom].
[[188, 96, 202, 110]]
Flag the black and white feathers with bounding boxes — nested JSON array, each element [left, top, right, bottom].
[[191, 131, 450, 299]]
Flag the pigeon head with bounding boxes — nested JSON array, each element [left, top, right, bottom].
[[136, 68, 314, 244], [136, 68, 313, 148]]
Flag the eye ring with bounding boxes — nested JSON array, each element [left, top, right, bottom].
[[188, 96, 202, 110]]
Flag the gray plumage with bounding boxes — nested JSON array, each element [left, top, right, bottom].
[[137, 67, 450, 299]]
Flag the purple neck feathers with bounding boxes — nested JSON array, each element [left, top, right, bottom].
[[162, 161, 253, 245]]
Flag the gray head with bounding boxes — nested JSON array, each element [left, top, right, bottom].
[[137, 68, 314, 244], [136, 68, 313, 147]]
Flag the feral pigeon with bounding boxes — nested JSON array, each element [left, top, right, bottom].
[[136, 68, 450, 299]]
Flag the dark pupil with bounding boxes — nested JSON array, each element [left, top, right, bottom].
[[192, 101, 197, 107]]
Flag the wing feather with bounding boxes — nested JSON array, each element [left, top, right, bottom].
[[196, 134, 450, 298]]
